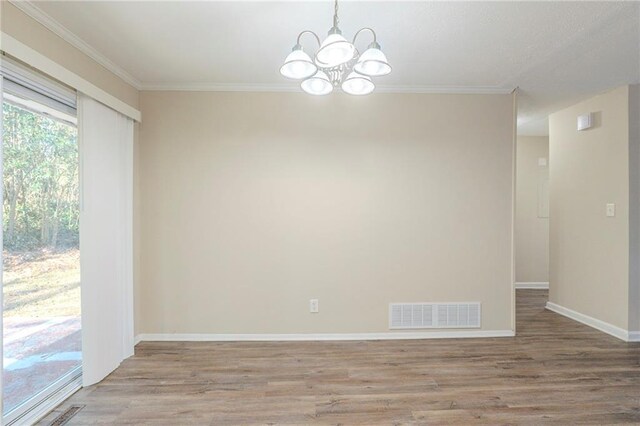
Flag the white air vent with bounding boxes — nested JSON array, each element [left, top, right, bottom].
[[389, 302, 481, 329], [577, 113, 593, 131]]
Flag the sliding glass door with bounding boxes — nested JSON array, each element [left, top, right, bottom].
[[2, 69, 81, 421]]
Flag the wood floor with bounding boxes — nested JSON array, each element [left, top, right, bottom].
[[40, 290, 640, 425]]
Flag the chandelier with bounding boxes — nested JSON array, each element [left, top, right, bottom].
[[279, 0, 391, 96]]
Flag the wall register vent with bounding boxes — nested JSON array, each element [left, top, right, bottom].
[[389, 303, 481, 329]]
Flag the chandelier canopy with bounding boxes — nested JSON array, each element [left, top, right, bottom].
[[280, 0, 391, 96]]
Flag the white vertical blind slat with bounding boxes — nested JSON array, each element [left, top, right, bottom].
[[79, 94, 134, 386], [0, 74, 5, 418]]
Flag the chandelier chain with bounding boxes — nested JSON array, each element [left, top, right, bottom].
[[333, 0, 339, 28]]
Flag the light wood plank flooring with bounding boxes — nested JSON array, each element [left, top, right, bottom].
[[40, 290, 640, 424]]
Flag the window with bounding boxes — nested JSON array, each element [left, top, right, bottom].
[[2, 59, 81, 424]]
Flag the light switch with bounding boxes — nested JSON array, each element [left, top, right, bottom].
[[606, 203, 616, 217], [538, 157, 548, 167], [310, 299, 319, 313]]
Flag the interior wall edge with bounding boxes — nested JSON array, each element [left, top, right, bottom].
[[628, 83, 640, 332], [510, 91, 518, 333]]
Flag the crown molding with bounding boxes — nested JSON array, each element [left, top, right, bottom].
[[140, 83, 302, 93], [10, 0, 514, 96], [377, 85, 513, 95], [140, 82, 514, 95], [9, 0, 142, 90]]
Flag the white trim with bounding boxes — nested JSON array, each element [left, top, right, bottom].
[[1, 33, 141, 122], [7, 0, 518, 96], [378, 85, 513, 94], [510, 92, 517, 333], [3, 371, 81, 426], [139, 82, 514, 94], [545, 301, 636, 342], [8, 0, 142, 90], [515, 282, 549, 289], [4, 91, 76, 126], [135, 330, 515, 343], [1, 57, 76, 110]]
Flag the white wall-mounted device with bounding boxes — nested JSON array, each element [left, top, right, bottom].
[[577, 113, 593, 131], [606, 203, 616, 217]]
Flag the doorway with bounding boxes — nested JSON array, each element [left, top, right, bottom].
[[514, 135, 550, 326]]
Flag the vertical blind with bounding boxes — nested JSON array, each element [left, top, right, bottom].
[[78, 94, 134, 386], [0, 72, 5, 419]]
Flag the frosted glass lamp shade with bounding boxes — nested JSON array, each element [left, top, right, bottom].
[[341, 72, 374, 95], [315, 33, 356, 67], [301, 71, 333, 95], [354, 47, 391, 77], [280, 48, 317, 80]]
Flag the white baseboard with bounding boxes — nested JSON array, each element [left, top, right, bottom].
[[515, 282, 549, 289], [545, 301, 637, 342], [628, 331, 640, 342], [135, 330, 515, 343]]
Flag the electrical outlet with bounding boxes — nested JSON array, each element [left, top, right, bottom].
[[309, 299, 319, 313]]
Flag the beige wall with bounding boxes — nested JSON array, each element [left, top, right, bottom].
[[1, 2, 139, 109], [515, 136, 549, 283], [549, 86, 631, 330], [137, 91, 516, 335]]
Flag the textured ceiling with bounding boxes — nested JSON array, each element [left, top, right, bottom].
[[27, 1, 640, 135]]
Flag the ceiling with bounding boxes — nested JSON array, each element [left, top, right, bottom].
[[21, 1, 640, 135]]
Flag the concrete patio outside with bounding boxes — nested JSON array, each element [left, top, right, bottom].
[[2, 249, 81, 416], [3, 316, 81, 414]]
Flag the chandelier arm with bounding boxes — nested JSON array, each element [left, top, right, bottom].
[[296, 30, 322, 48], [352, 27, 377, 46]]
